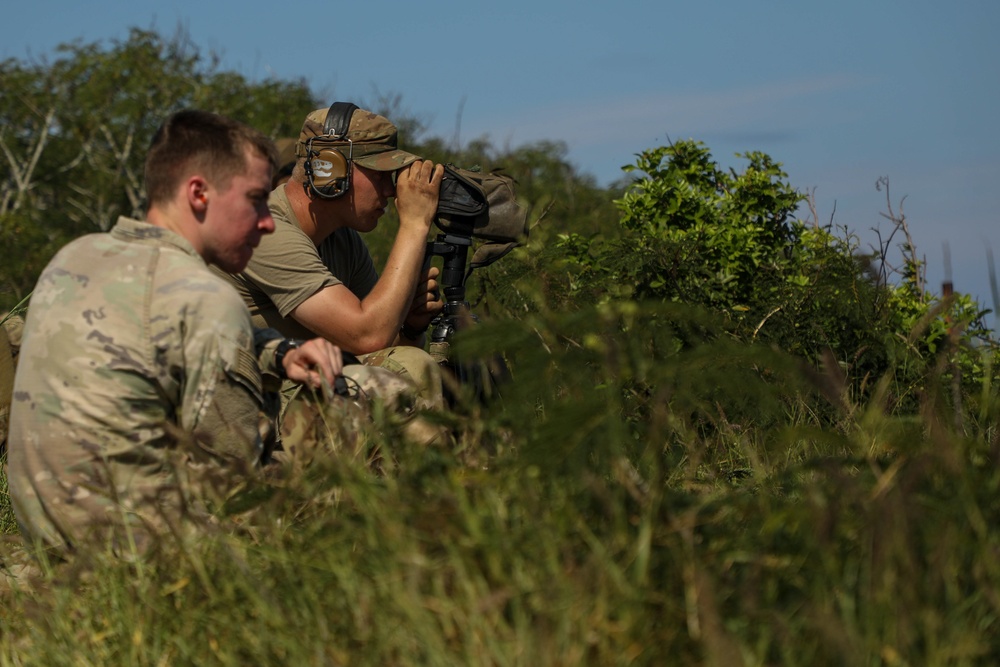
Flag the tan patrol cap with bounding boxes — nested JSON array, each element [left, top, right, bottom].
[[296, 106, 421, 171]]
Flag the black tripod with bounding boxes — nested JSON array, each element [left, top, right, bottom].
[[425, 232, 506, 404]]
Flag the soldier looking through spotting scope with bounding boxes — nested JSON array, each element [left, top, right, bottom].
[[212, 102, 449, 419]]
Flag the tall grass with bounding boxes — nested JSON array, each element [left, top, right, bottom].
[[2, 302, 1000, 665]]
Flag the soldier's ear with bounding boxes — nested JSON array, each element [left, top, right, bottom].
[[188, 177, 209, 212]]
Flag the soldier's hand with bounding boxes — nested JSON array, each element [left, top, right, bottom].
[[394, 159, 443, 231], [404, 266, 444, 333], [282, 338, 343, 392]]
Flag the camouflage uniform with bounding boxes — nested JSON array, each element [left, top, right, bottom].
[[276, 360, 445, 471], [6, 217, 279, 555]]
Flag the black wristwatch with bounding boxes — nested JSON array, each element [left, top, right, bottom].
[[274, 339, 303, 379]]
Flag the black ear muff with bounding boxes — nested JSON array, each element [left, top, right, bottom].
[[305, 102, 360, 199]]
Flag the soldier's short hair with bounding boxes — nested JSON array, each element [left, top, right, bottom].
[[144, 110, 277, 210]]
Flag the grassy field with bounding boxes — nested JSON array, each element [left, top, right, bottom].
[[1, 306, 999, 665]]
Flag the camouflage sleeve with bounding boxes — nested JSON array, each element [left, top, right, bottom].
[[176, 284, 271, 462], [253, 327, 285, 381]]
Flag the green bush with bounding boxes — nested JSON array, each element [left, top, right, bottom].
[[553, 139, 997, 421]]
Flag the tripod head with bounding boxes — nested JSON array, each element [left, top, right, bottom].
[[426, 231, 474, 345]]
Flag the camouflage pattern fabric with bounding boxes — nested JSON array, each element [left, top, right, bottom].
[[6, 217, 275, 556], [358, 345, 445, 408], [1, 314, 24, 351], [276, 376, 368, 472], [296, 106, 421, 172], [276, 360, 447, 471]]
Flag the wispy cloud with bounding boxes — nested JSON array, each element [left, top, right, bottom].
[[464, 73, 872, 150]]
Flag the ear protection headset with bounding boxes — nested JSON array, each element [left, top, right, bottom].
[[304, 101, 359, 199]]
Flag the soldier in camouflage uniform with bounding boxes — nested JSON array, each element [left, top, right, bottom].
[[211, 104, 447, 427], [5, 110, 347, 557]]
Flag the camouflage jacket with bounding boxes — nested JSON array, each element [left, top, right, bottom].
[[6, 217, 281, 554]]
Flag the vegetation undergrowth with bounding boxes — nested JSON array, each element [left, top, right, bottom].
[[3, 302, 1000, 665]]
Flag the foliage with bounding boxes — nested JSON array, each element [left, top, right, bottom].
[[560, 141, 859, 332], [3, 25, 1000, 667], [0, 28, 316, 311], [553, 139, 998, 417]]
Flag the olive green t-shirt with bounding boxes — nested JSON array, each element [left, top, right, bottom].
[[215, 186, 379, 340]]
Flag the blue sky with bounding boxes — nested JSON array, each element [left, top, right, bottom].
[[3, 1, 999, 319]]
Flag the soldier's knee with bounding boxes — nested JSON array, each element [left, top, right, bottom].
[[358, 346, 443, 406]]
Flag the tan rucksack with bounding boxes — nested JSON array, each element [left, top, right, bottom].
[[434, 165, 529, 269]]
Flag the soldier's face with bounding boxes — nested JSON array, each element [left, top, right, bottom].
[[343, 163, 395, 233], [204, 150, 275, 272]]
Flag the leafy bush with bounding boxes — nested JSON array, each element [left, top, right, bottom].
[[0, 28, 317, 311], [552, 139, 997, 421]]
